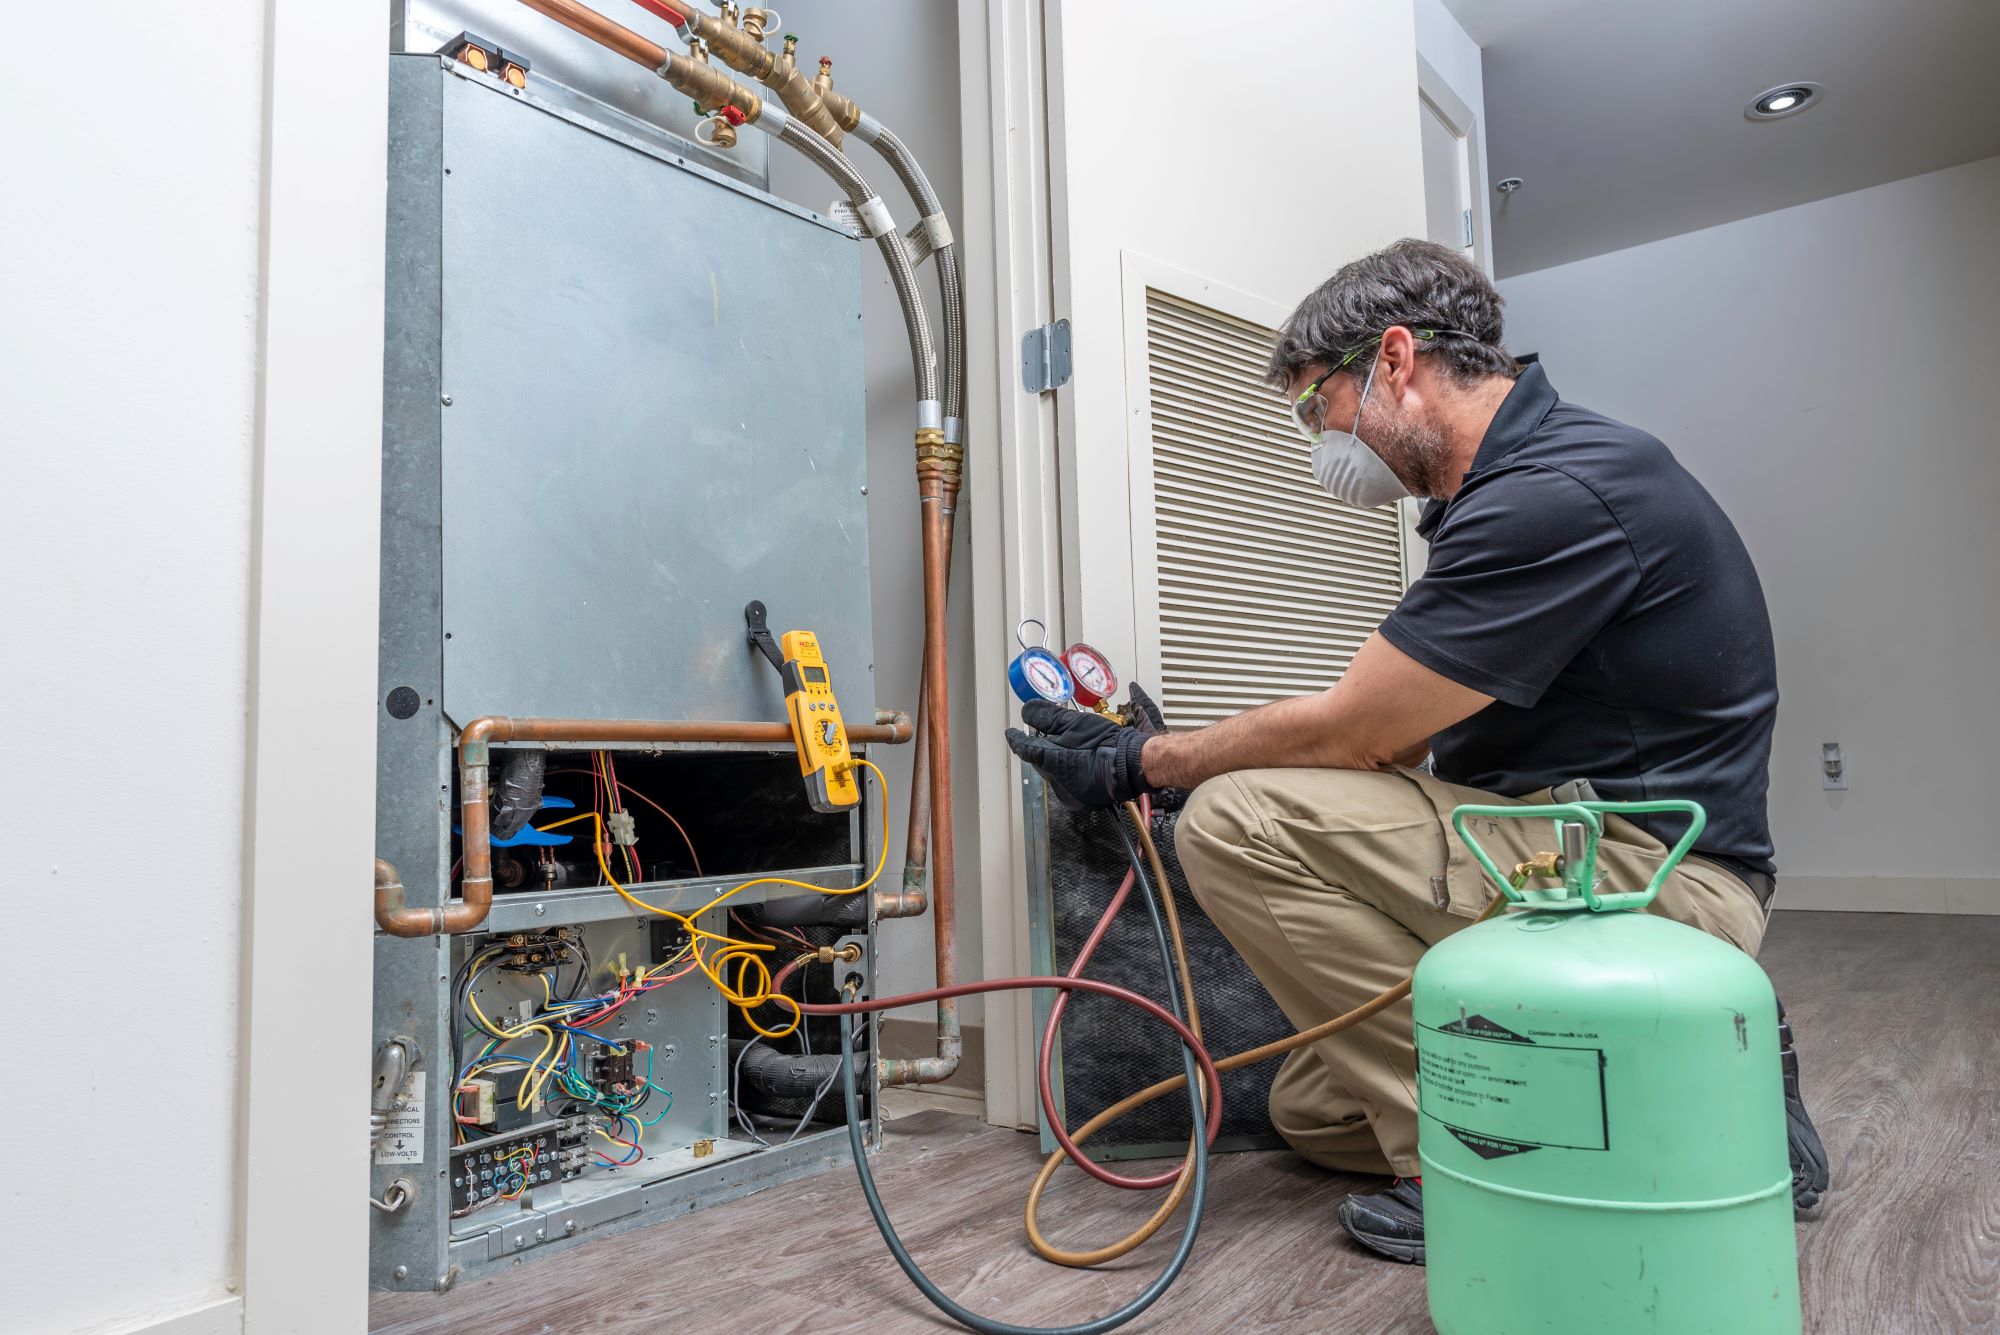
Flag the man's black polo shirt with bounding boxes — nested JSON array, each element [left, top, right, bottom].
[[1378, 363, 1778, 878]]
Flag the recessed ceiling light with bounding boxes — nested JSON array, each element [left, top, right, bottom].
[[1747, 82, 1823, 121]]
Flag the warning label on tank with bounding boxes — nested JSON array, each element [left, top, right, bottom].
[[1416, 1018, 1607, 1157]]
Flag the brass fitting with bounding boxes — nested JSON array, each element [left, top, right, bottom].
[[914, 429, 964, 490], [809, 943, 864, 965], [692, 1137, 716, 1158], [1510, 851, 1564, 885], [658, 43, 763, 121], [672, 8, 842, 144], [701, 110, 739, 149], [814, 56, 862, 133]]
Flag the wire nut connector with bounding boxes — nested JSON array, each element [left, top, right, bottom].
[[607, 810, 638, 847]]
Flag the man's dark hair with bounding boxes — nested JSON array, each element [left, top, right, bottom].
[[1266, 238, 1517, 388]]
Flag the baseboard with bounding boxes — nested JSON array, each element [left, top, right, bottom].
[[78, 1294, 241, 1335], [1776, 875, 2000, 915], [879, 1018, 986, 1096]]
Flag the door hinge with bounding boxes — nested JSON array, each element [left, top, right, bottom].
[[1461, 209, 1474, 248], [1021, 319, 1073, 393]]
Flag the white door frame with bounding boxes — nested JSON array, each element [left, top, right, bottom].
[[958, 0, 1067, 1129], [235, 3, 387, 1331], [1417, 51, 1489, 276]]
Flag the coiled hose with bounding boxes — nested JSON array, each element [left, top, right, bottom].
[[807, 802, 1213, 1335]]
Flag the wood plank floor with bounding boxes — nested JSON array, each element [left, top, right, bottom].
[[370, 910, 2000, 1334]]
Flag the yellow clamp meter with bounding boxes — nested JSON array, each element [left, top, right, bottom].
[[746, 601, 857, 813]]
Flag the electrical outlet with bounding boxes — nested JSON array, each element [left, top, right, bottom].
[[1820, 743, 1847, 791]]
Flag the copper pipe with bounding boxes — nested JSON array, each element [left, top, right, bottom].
[[514, 0, 666, 67], [375, 713, 911, 937], [459, 716, 909, 747], [375, 856, 467, 938], [887, 496, 957, 921], [512, 0, 761, 119], [881, 440, 963, 1086]]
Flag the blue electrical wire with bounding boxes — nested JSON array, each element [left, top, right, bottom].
[[833, 809, 1210, 1335]]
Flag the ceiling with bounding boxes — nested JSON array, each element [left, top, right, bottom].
[[1446, 0, 2000, 276]]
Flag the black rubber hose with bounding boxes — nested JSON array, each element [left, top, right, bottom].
[[833, 813, 1208, 1335]]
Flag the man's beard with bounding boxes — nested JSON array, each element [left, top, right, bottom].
[[1369, 407, 1454, 499]]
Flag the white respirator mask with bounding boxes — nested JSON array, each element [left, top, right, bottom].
[[1299, 352, 1410, 509]]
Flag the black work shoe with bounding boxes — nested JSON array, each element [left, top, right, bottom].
[[1338, 1176, 1425, 1264], [1778, 998, 1832, 1211]]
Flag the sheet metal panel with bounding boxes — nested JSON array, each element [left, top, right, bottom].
[[393, 0, 770, 190], [436, 69, 873, 727]]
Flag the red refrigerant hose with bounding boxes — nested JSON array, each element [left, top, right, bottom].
[[766, 799, 1224, 1185]]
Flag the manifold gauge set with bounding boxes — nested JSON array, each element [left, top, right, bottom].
[[1007, 619, 1120, 709]]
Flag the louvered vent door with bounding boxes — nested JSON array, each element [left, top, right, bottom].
[[1145, 289, 1408, 729]]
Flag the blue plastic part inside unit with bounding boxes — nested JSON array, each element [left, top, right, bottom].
[[454, 795, 576, 847]]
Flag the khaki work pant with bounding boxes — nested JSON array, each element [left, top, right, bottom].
[[1175, 766, 1768, 1178]]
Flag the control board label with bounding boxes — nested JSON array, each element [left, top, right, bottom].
[[1417, 1017, 1607, 1157], [374, 1071, 426, 1165]]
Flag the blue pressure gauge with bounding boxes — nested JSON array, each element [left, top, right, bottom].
[[1007, 619, 1075, 705]]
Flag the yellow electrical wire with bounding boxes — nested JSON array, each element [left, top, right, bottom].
[[535, 758, 891, 1042], [463, 988, 563, 1107]]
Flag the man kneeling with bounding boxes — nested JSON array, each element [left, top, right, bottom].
[[1005, 239, 1828, 1263]]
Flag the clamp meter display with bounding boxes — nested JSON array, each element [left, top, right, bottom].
[[1007, 620, 1074, 706], [1063, 642, 1118, 709], [746, 602, 858, 814]]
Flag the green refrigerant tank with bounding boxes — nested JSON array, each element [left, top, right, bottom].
[[1414, 800, 1801, 1334]]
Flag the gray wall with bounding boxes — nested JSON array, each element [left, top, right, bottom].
[[758, 1, 985, 1009], [1501, 155, 2000, 912]]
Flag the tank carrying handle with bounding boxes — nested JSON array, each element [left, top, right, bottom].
[[1450, 800, 1708, 913]]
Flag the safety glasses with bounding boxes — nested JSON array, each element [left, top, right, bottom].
[[1288, 327, 1469, 443]]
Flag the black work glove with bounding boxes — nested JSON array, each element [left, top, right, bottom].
[[1005, 682, 1166, 811]]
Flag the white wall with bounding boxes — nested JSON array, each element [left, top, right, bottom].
[[1501, 156, 2000, 912], [763, 0, 984, 1025], [1, 4, 264, 1332], [1048, 0, 1431, 681]]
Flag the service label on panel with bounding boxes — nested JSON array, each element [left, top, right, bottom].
[[374, 1070, 426, 1165], [1416, 1018, 1607, 1157]]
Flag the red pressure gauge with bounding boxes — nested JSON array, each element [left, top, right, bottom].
[[1063, 643, 1119, 709]]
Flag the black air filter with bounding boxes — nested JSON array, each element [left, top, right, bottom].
[[1026, 776, 1294, 1160]]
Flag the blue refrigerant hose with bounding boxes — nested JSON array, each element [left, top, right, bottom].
[[832, 813, 1210, 1334]]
